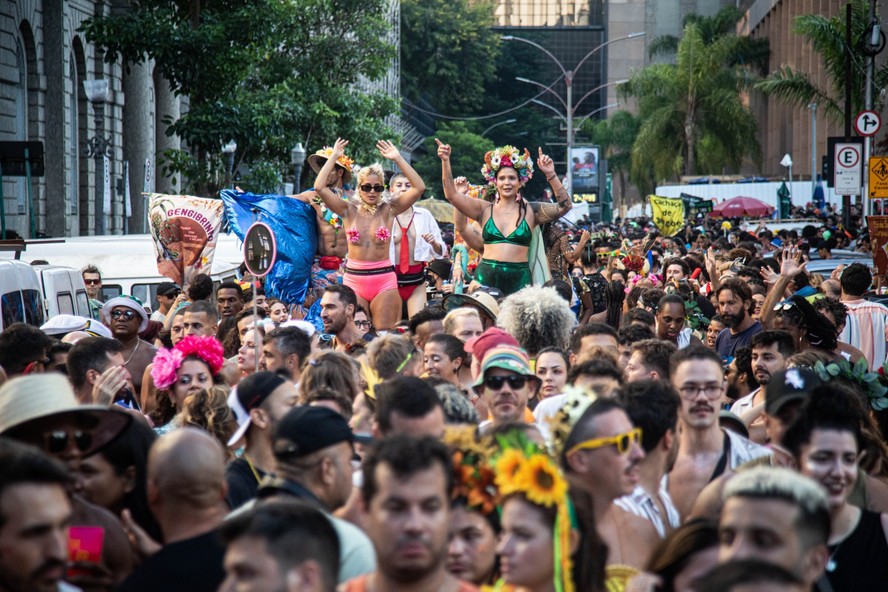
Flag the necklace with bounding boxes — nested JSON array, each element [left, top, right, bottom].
[[358, 199, 379, 215], [124, 339, 141, 365]]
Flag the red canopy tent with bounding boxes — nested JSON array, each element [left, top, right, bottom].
[[708, 196, 774, 218]]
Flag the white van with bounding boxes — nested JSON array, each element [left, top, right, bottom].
[[33, 265, 92, 319], [0, 260, 45, 330], [5, 234, 243, 314]]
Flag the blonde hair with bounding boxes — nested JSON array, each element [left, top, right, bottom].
[[443, 307, 481, 335], [356, 163, 386, 187], [182, 385, 237, 458]]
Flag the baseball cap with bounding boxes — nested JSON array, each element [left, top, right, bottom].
[[272, 406, 354, 460], [464, 327, 519, 357], [227, 371, 289, 446], [157, 282, 181, 297], [472, 344, 537, 388], [765, 367, 821, 416]]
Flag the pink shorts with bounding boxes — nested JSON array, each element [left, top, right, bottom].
[[343, 259, 398, 303]]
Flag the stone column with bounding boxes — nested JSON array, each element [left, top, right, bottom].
[[153, 70, 180, 197], [43, 0, 66, 237], [122, 59, 153, 234]]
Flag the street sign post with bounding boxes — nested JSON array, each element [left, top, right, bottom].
[[855, 110, 882, 137], [834, 143, 863, 196], [869, 156, 888, 199], [243, 221, 277, 371]]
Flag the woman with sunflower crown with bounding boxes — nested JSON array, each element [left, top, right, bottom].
[[444, 427, 502, 587], [314, 138, 426, 331], [436, 139, 572, 296], [487, 426, 606, 592]]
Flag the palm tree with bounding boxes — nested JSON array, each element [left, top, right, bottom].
[[619, 22, 761, 181], [755, 0, 888, 123]]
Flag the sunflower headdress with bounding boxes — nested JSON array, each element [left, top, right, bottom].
[[444, 426, 499, 517], [481, 146, 534, 186], [491, 427, 574, 592]]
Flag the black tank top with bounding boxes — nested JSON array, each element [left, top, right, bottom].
[[826, 509, 888, 592]]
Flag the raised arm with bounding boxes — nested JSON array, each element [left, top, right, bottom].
[[534, 148, 572, 223], [378, 140, 426, 215], [565, 230, 591, 264], [453, 177, 485, 254], [436, 139, 488, 221], [312, 138, 350, 218], [758, 245, 807, 329]]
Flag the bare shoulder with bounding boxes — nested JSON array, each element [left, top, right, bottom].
[[289, 190, 316, 203], [614, 504, 660, 540], [864, 473, 888, 514]]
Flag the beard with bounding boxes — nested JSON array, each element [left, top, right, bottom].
[[721, 309, 747, 329]]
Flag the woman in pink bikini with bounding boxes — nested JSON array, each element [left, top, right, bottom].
[[313, 138, 426, 331]]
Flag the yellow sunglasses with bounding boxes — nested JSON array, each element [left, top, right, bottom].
[[566, 427, 643, 457]]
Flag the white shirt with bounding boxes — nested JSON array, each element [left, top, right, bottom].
[[533, 393, 568, 443], [389, 207, 445, 264], [615, 483, 681, 538], [729, 387, 760, 416]]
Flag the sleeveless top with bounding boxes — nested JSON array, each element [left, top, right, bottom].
[[342, 574, 479, 592], [482, 215, 532, 247], [826, 509, 888, 592]]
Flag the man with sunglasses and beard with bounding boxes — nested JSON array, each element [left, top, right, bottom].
[[473, 344, 539, 433], [667, 346, 770, 522], [714, 278, 762, 362], [0, 374, 134, 590], [560, 397, 658, 573], [101, 297, 156, 395]]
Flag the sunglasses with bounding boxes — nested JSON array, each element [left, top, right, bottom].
[[24, 356, 51, 375], [83, 279, 101, 285], [359, 184, 386, 193], [773, 301, 798, 312], [110, 309, 138, 321], [567, 427, 642, 456], [44, 430, 92, 455], [483, 374, 531, 391]]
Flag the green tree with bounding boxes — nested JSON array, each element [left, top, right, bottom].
[[755, 0, 888, 123], [582, 110, 639, 208], [620, 22, 761, 181], [648, 5, 769, 72], [412, 122, 494, 198], [401, 0, 500, 114], [82, 0, 396, 196]]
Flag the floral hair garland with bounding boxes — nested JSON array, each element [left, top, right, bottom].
[[481, 146, 534, 186], [151, 335, 225, 390], [313, 146, 355, 171], [444, 426, 499, 516], [490, 428, 574, 592]]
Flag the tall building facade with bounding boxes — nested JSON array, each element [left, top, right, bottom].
[[0, 0, 181, 239]]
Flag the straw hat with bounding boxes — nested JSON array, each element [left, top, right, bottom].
[[0, 374, 132, 456], [307, 147, 354, 182], [443, 291, 500, 322]]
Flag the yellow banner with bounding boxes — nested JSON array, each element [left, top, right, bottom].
[[648, 195, 685, 237]]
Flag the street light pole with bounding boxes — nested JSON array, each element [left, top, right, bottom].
[[808, 103, 817, 196], [221, 140, 237, 189], [84, 79, 111, 236], [290, 142, 306, 194], [503, 32, 644, 197], [482, 118, 518, 137]]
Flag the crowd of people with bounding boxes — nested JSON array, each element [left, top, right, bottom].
[[0, 139, 886, 592]]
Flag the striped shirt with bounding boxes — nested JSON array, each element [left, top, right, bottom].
[[839, 298, 888, 369], [615, 482, 681, 538]]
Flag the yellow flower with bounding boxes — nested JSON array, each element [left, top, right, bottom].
[[494, 449, 526, 495], [514, 454, 567, 508]]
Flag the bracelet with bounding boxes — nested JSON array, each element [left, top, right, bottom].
[[546, 173, 557, 181]]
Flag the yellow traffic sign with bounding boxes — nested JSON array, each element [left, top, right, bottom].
[[869, 156, 888, 199]]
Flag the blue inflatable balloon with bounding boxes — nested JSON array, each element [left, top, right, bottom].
[[219, 189, 317, 304]]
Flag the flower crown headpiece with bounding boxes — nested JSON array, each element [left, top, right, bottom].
[[481, 146, 534, 186], [491, 428, 574, 592], [150, 335, 225, 390], [314, 146, 355, 171], [444, 426, 499, 516], [816, 358, 888, 411], [547, 386, 598, 457]]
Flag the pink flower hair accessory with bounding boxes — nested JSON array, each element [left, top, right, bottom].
[[150, 335, 225, 389], [176, 335, 225, 375], [151, 348, 184, 390]]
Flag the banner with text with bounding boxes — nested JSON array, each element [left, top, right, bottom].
[[867, 216, 888, 276], [648, 195, 685, 237], [147, 193, 225, 285]]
